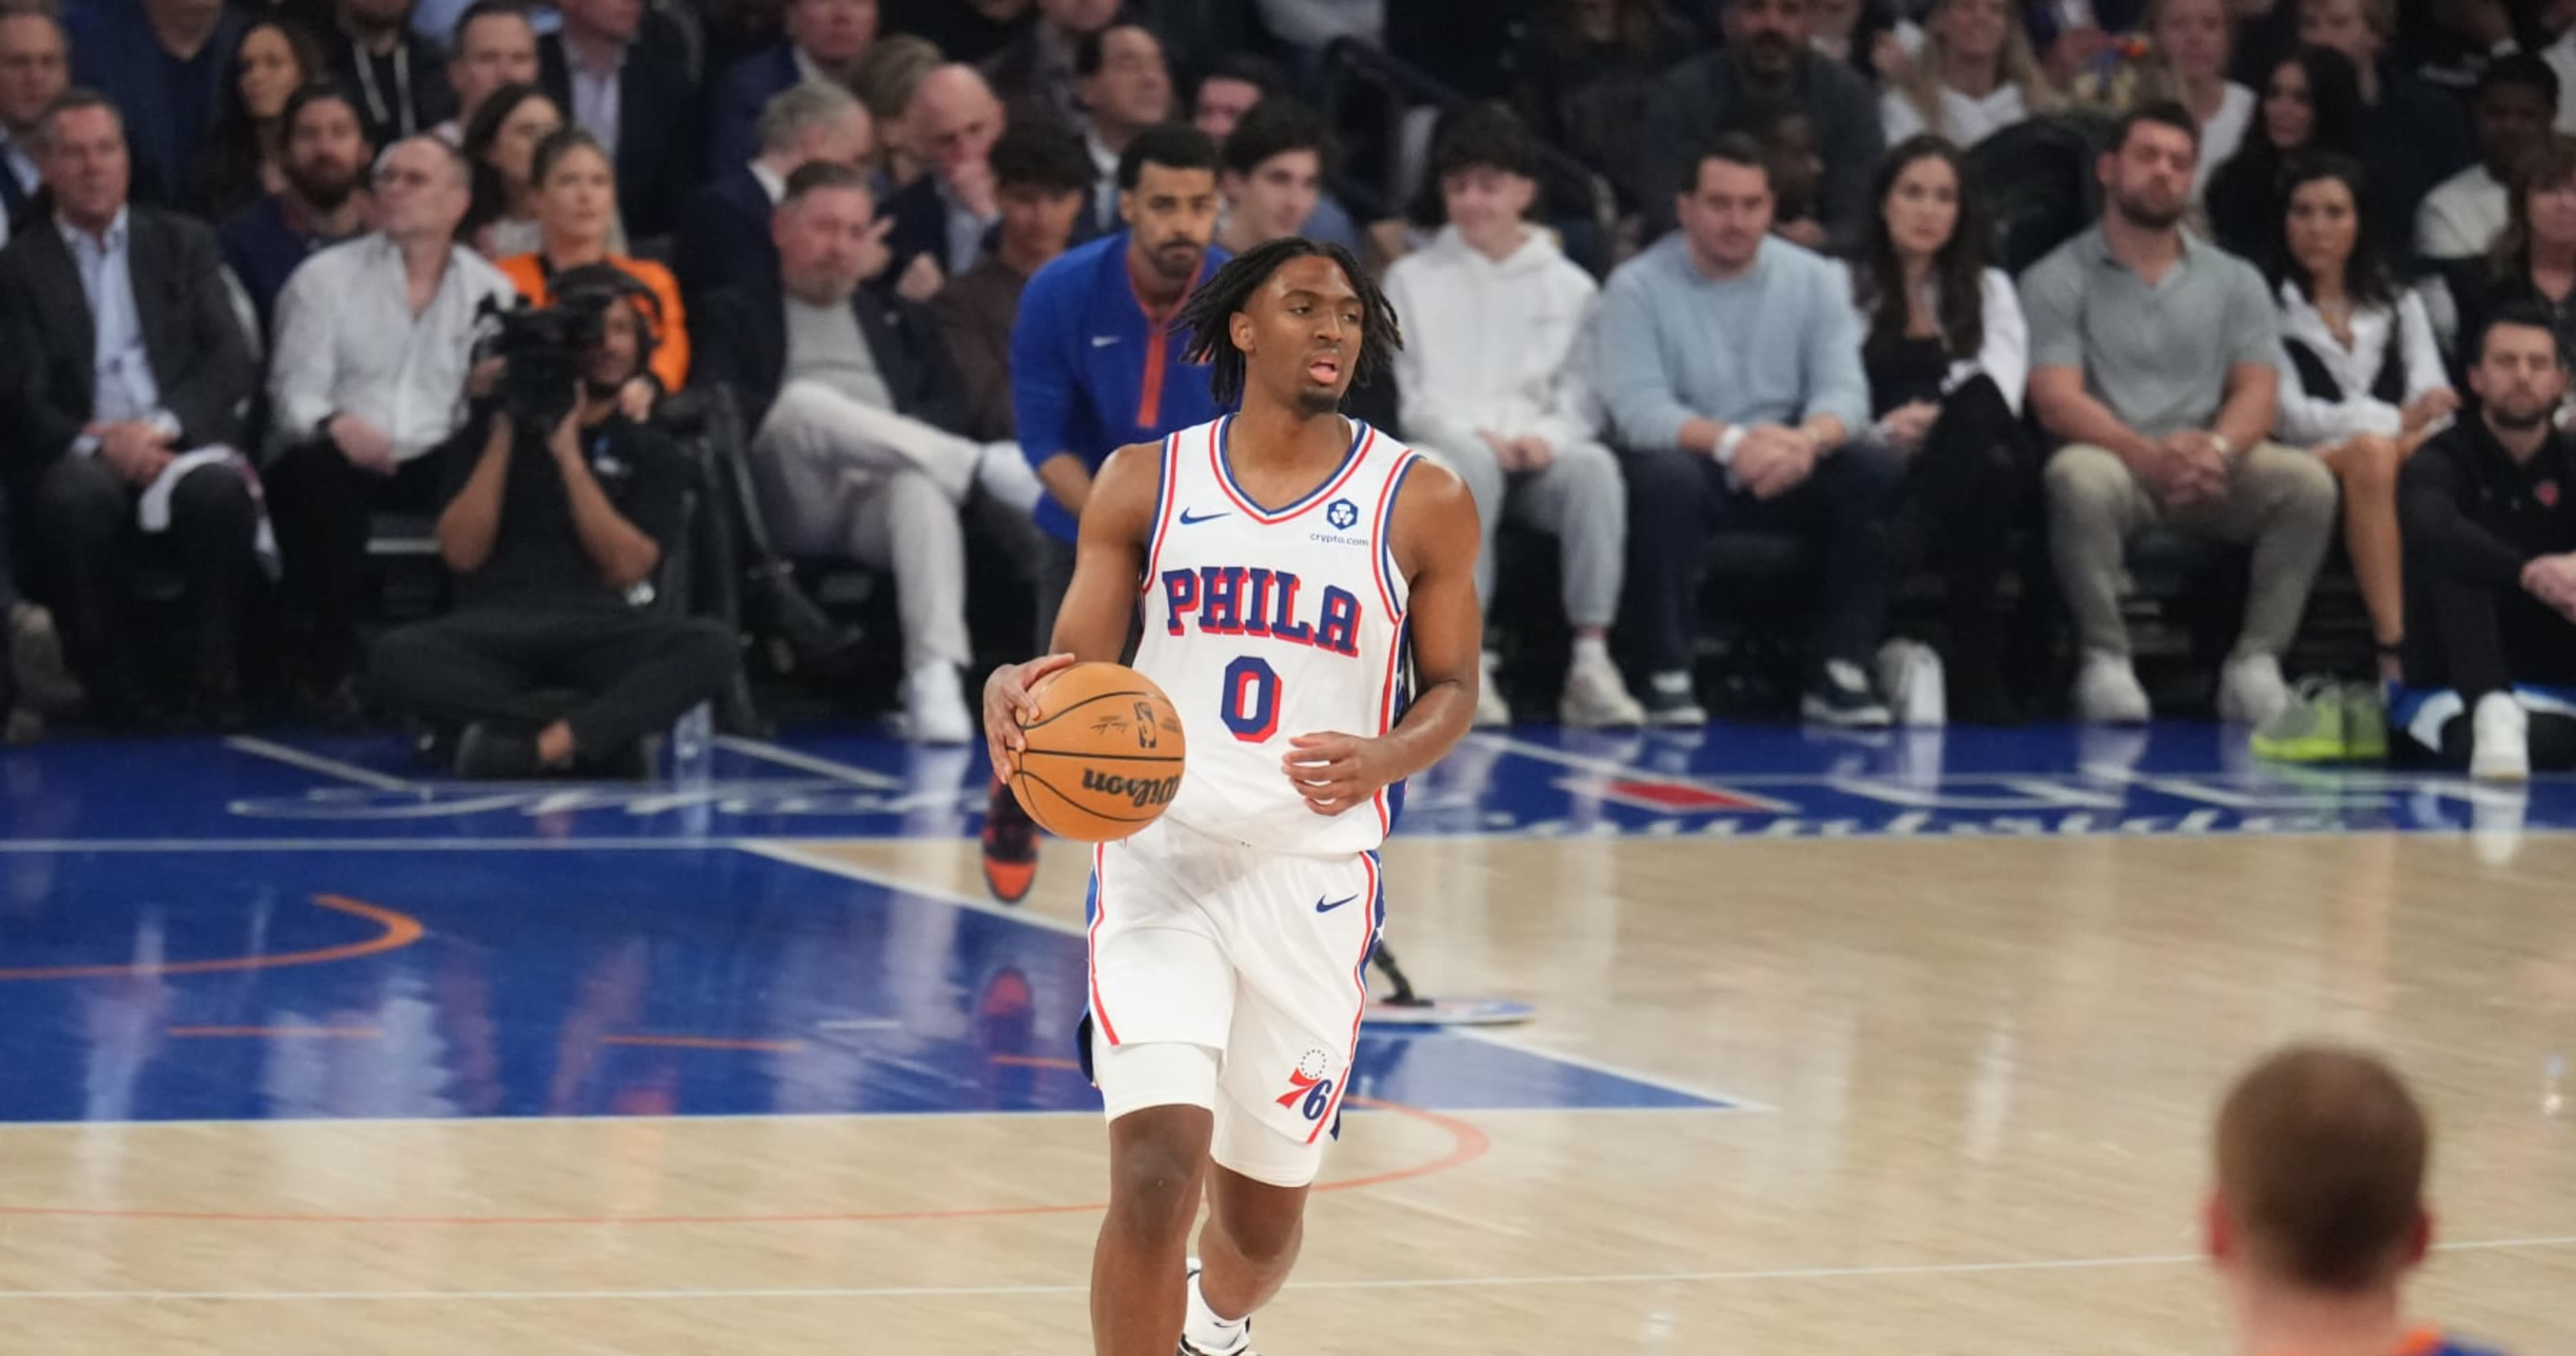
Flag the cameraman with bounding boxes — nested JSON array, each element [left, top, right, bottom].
[[367, 264, 740, 778]]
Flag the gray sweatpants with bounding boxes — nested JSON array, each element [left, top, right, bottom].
[[751, 380, 980, 673], [2045, 441, 2338, 660], [1417, 436, 1626, 629]]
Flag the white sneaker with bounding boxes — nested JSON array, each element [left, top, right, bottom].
[[1558, 650, 1645, 728], [1473, 652, 1510, 727], [1876, 639, 1946, 727], [902, 662, 974, 744], [2470, 692, 2530, 782], [2073, 651, 2151, 724], [2216, 652, 2290, 727]]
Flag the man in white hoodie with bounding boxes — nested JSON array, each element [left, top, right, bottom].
[[1382, 105, 1645, 727]]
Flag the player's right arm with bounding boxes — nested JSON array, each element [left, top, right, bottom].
[[980, 441, 1164, 772]]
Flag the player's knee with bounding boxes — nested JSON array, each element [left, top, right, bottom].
[[1215, 1197, 1302, 1270], [1105, 1109, 1211, 1231]]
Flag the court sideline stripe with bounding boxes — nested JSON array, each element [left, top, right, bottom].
[[741, 841, 1088, 937], [710, 737, 905, 789], [5, 1233, 2573, 1301], [223, 737, 416, 791]]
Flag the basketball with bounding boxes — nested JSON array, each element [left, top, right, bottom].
[[1009, 662, 1187, 841]]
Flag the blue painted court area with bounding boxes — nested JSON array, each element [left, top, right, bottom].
[[0, 845, 1719, 1124]]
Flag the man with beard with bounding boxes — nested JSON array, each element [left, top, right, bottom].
[[2394, 304, 2576, 779], [217, 82, 375, 337], [980, 121, 1224, 902], [2023, 102, 2337, 729], [369, 263, 739, 778], [1643, 0, 1883, 250], [265, 136, 515, 714], [2417, 54, 2558, 267]]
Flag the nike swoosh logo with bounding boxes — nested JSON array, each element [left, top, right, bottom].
[[1090, 335, 1120, 347], [1178, 508, 1230, 525], [1314, 894, 1357, 914]]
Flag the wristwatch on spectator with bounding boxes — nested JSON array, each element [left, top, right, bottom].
[[1714, 424, 1746, 467]]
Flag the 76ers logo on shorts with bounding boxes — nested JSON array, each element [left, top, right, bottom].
[[1275, 1049, 1335, 1121]]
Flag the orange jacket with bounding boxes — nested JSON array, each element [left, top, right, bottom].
[[494, 252, 690, 395]]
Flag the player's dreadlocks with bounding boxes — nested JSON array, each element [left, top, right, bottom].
[[1178, 237, 1403, 408]]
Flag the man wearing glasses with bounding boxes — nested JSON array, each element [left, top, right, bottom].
[[265, 134, 517, 717]]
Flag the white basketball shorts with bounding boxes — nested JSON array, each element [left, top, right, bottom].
[[1080, 813, 1385, 1188]]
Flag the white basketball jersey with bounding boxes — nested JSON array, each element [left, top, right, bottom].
[[1135, 415, 1420, 856]]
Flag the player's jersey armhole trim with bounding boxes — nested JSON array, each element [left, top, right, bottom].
[[1209, 416, 1377, 523], [1139, 429, 1187, 594], [1371, 451, 1422, 620]]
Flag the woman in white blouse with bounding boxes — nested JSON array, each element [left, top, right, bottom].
[[1845, 135, 2032, 722], [1882, 0, 2061, 149], [2269, 153, 2459, 681]]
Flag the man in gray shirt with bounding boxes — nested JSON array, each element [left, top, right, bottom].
[[1598, 134, 1903, 727], [2023, 102, 2337, 727]]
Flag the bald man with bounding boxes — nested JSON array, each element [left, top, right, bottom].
[[882, 62, 1034, 289]]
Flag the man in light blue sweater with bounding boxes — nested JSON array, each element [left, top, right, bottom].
[[1598, 134, 1904, 728]]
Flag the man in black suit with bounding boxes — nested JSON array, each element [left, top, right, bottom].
[[695, 162, 1041, 744], [672, 79, 872, 315], [540, 0, 698, 240], [0, 91, 261, 728], [881, 62, 1009, 292], [321, 0, 454, 151], [0, 9, 66, 244], [704, 0, 877, 176]]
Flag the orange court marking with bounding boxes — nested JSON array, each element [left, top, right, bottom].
[[601, 1035, 808, 1053], [0, 1060, 1489, 1227], [0, 895, 424, 982], [167, 1027, 384, 1040]]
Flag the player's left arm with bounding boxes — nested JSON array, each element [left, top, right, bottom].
[[1282, 458, 1483, 816]]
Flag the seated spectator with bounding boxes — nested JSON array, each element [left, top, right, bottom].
[[1213, 96, 1331, 258], [1845, 134, 2032, 725], [882, 0, 1032, 66], [0, 9, 71, 244], [539, 0, 696, 240], [2263, 155, 2454, 697], [459, 81, 562, 258], [1510, 0, 1691, 217], [497, 127, 688, 397], [707, 0, 880, 175], [0, 91, 261, 730], [695, 163, 1042, 743], [266, 136, 513, 712], [2133, 0, 2258, 202], [1188, 52, 1287, 145], [932, 121, 1089, 443], [2438, 136, 2576, 381], [187, 16, 325, 219], [2297, 0, 2472, 272], [2396, 304, 2576, 778], [432, 0, 540, 146], [317, 0, 453, 148], [984, 0, 1119, 134], [1880, 0, 2057, 150], [1072, 20, 1175, 235], [2203, 44, 2362, 261], [2022, 103, 2335, 727], [1383, 105, 1645, 730], [852, 31, 942, 191], [2418, 54, 2559, 269], [217, 81, 374, 338], [1643, 0, 1885, 251], [2206, 1048, 2504, 1356], [676, 79, 873, 313], [369, 268, 742, 779], [63, 0, 247, 203], [883, 64, 1009, 290], [1598, 134, 1903, 728]]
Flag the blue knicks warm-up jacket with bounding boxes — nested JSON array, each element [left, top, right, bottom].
[[1011, 232, 1234, 544]]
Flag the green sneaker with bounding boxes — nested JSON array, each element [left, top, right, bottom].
[[2251, 677, 2348, 763], [2339, 681, 2388, 761]]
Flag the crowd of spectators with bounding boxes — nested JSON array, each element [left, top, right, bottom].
[[5, 0, 2576, 780]]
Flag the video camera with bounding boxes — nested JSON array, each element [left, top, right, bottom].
[[474, 263, 664, 428]]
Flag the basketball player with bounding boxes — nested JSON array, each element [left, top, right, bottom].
[[980, 237, 1481, 1356], [2208, 1045, 2508, 1356]]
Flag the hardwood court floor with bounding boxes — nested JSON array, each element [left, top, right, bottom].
[[4, 831, 2573, 1355]]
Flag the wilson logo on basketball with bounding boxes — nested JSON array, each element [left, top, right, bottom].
[[1080, 768, 1182, 808]]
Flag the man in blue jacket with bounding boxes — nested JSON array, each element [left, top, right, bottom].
[[982, 121, 1224, 903]]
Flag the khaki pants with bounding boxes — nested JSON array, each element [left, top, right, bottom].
[[2043, 441, 2337, 660]]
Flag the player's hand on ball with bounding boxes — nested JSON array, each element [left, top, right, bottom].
[[984, 654, 1076, 773], [1282, 732, 1397, 816]]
